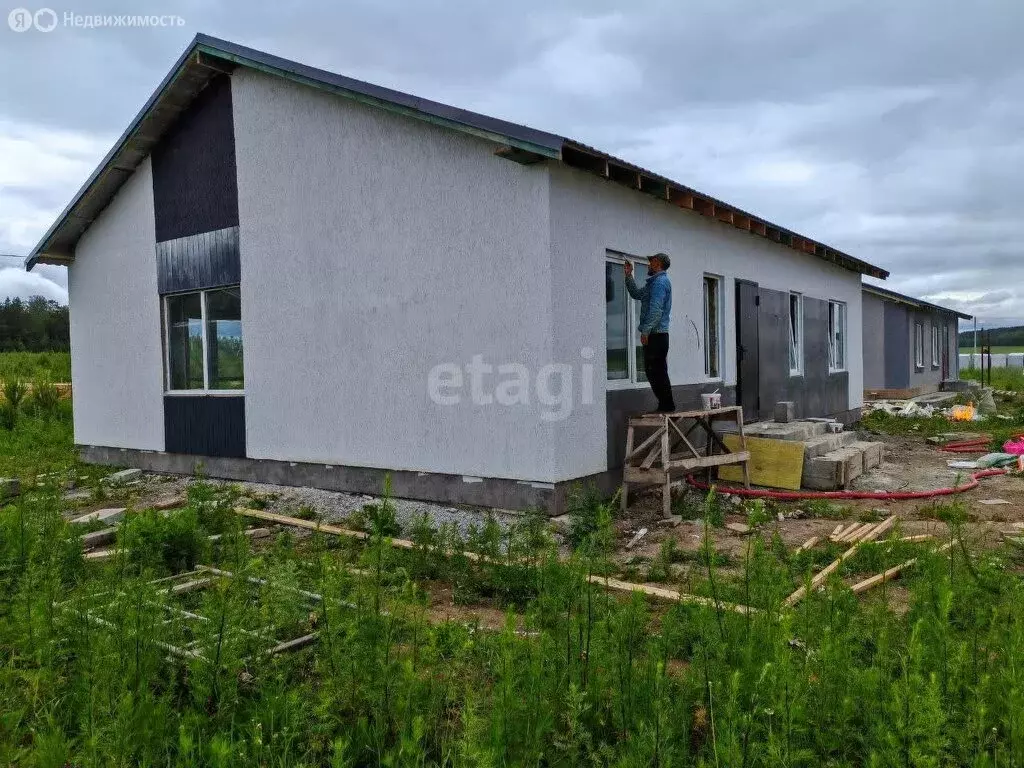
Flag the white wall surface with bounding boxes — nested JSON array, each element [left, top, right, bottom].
[[69, 157, 165, 450], [549, 164, 864, 480], [232, 70, 559, 481]]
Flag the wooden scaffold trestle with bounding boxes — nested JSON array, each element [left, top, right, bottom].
[[621, 405, 751, 516]]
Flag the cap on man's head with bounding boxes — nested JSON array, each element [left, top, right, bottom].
[[651, 252, 671, 269]]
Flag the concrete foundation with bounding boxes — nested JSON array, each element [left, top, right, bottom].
[[78, 444, 615, 516]]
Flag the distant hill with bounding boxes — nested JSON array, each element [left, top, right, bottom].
[[958, 325, 1024, 348]]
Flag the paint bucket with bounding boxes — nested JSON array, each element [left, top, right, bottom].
[[701, 392, 722, 410]]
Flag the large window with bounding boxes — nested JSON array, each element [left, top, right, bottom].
[[931, 324, 940, 368], [703, 275, 721, 378], [165, 287, 244, 392], [828, 300, 846, 372], [789, 292, 803, 376], [914, 323, 924, 369], [604, 254, 648, 384]]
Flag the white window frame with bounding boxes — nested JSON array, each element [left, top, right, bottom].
[[828, 300, 847, 373], [703, 274, 723, 381], [914, 322, 924, 370], [788, 292, 804, 376], [164, 287, 245, 395], [605, 251, 650, 389], [931, 324, 940, 368]]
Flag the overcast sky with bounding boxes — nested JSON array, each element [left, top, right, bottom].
[[1, 1, 1021, 327]]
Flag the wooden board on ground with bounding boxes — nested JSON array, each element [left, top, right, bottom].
[[719, 435, 804, 490]]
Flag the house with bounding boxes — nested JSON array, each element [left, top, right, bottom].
[[27, 35, 889, 513], [861, 284, 972, 399]]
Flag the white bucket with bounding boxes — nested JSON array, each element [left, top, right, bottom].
[[701, 392, 722, 410]]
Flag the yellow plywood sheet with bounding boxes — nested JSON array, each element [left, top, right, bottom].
[[718, 435, 804, 490]]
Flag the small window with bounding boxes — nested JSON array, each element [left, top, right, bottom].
[[914, 323, 924, 369], [931, 324, 940, 368], [605, 253, 650, 384], [165, 287, 244, 392], [828, 300, 846, 372], [789, 292, 803, 376], [703, 275, 721, 378]]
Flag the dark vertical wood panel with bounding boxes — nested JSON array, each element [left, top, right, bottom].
[[157, 226, 241, 293], [152, 74, 239, 242], [164, 395, 246, 458]]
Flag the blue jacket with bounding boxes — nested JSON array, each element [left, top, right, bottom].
[[625, 270, 672, 334]]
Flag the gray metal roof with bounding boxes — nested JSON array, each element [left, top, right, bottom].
[[863, 283, 972, 320], [27, 34, 889, 279]]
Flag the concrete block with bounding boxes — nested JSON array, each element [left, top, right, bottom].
[[773, 401, 796, 423], [851, 441, 884, 470], [103, 468, 142, 486], [70, 507, 127, 525], [803, 432, 857, 460], [1, 478, 20, 500], [80, 527, 117, 549], [745, 421, 826, 442], [802, 447, 864, 491]]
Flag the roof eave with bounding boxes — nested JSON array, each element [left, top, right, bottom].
[[862, 285, 971, 320], [559, 140, 889, 280]]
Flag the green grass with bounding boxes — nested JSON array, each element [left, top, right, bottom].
[[0, 351, 71, 382], [960, 346, 1024, 354], [4, 374, 1024, 765], [962, 365, 1024, 392]]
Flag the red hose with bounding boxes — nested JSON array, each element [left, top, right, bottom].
[[941, 437, 993, 453], [941, 433, 1024, 453], [686, 469, 1008, 501]]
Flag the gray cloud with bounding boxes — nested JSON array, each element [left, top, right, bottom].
[[1, 0, 1021, 327]]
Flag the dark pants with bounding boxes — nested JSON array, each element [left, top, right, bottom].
[[644, 333, 675, 412]]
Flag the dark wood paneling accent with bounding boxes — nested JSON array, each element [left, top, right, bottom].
[[152, 75, 239, 243], [164, 395, 245, 458], [157, 226, 240, 294]]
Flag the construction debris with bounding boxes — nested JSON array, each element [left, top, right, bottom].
[[785, 515, 897, 606], [849, 541, 954, 596], [103, 468, 142, 486], [70, 507, 127, 525], [795, 536, 819, 552], [587, 575, 758, 615], [625, 527, 649, 549]]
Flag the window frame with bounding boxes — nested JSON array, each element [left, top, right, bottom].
[[605, 251, 651, 389], [788, 292, 804, 377], [931, 323, 941, 368], [163, 286, 245, 396], [702, 273, 723, 381], [914, 322, 924, 370], [827, 300, 847, 373]]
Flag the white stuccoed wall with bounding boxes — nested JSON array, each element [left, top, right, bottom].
[[68, 157, 165, 450], [549, 164, 864, 481], [231, 70, 559, 481]]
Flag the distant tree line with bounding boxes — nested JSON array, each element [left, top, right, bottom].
[[958, 325, 1024, 348], [0, 297, 70, 352]]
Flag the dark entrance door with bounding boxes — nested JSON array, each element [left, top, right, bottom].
[[735, 280, 760, 422]]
